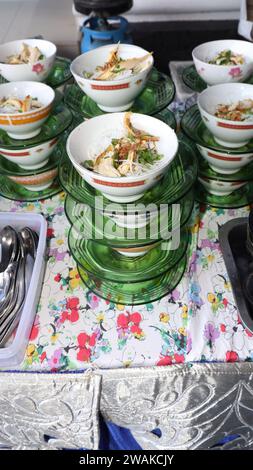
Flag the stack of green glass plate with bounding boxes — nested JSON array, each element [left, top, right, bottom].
[[0, 57, 73, 201], [181, 105, 253, 208], [60, 130, 197, 304], [0, 101, 73, 201]]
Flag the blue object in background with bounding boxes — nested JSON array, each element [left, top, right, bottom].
[[80, 16, 132, 52], [99, 416, 142, 450]]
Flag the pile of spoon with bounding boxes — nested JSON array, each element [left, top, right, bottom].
[[0, 225, 38, 347]]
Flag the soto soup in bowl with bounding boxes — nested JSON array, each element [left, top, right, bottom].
[[198, 83, 253, 148], [70, 43, 153, 112], [66, 112, 178, 203], [0, 81, 55, 139], [0, 39, 56, 82], [192, 39, 253, 86]]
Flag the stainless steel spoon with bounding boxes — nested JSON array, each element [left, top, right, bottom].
[[0, 226, 19, 273], [0, 228, 36, 346]]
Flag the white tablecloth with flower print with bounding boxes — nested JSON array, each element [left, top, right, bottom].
[[0, 191, 252, 372]]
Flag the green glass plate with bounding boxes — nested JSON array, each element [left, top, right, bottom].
[[59, 137, 197, 212], [0, 102, 73, 149], [62, 105, 177, 133], [197, 151, 253, 182], [68, 225, 189, 283], [0, 56, 72, 89], [0, 176, 62, 201], [195, 181, 253, 208], [78, 254, 187, 305], [182, 64, 253, 93], [64, 68, 175, 118], [181, 104, 253, 154], [152, 108, 177, 130], [64, 188, 194, 248], [182, 64, 207, 93], [0, 140, 64, 176]]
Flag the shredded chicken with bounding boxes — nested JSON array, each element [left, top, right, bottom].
[[209, 49, 245, 66], [0, 95, 42, 113], [83, 45, 153, 81], [85, 112, 162, 178], [215, 99, 253, 121], [6, 43, 44, 65]]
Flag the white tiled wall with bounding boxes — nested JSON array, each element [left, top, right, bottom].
[[0, 0, 80, 58], [0, 0, 241, 58]]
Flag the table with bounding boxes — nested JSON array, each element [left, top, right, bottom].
[[1, 96, 253, 450]]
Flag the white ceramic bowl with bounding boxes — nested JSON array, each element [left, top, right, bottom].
[[0, 81, 55, 139], [198, 175, 246, 196], [9, 166, 58, 191], [197, 143, 253, 174], [192, 39, 253, 86], [113, 242, 159, 258], [66, 112, 178, 203], [0, 136, 58, 170], [198, 83, 253, 148], [70, 44, 153, 112], [0, 39, 56, 82], [104, 210, 153, 229]]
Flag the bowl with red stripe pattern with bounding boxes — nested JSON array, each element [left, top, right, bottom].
[[198, 175, 246, 196], [8, 166, 58, 191], [0, 135, 59, 170], [198, 83, 253, 148], [0, 81, 55, 139], [70, 44, 153, 112], [197, 143, 253, 174], [66, 112, 178, 203]]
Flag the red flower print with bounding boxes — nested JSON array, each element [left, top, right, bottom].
[[117, 311, 144, 340], [89, 333, 97, 347], [129, 312, 141, 324], [130, 324, 142, 335], [60, 297, 80, 323], [29, 315, 40, 340], [77, 347, 91, 362], [117, 314, 129, 329], [54, 273, 61, 282], [174, 353, 185, 364], [220, 323, 226, 332], [76, 331, 97, 363], [69, 309, 79, 323], [60, 311, 69, 323], [47, 227, 54, 238], [223, 298, 228, 307], [226, 351, 239, 362], [30, 324, 39, 340], [77, 332, 90, 347], [40, 351, 47, 363], [157, 355, 173, 366], [32, 63, 44, 74], [67, 297, 79, 310]]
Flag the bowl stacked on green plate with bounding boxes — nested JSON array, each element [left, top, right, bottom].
[[59, 130, 197, 304], [0, 56, 73, 201], [181, 105, 253, 208], [0, 98, 73, 201]]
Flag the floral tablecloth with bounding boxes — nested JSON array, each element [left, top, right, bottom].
[[0, 192, 252, 371]]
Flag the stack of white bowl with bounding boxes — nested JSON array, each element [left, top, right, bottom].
[[0, 39, 64, 192], [192, 39, 253, 196]]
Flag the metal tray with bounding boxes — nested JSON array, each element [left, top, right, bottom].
[[219, 217, 253, 333]]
